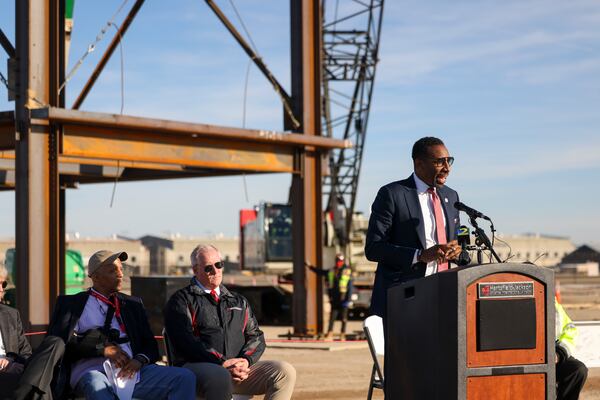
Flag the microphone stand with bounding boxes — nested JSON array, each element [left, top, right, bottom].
[[469, 216, 502, 263]]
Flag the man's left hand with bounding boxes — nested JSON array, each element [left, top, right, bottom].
[[442, 240, 462, 261], [117, 358, 143, 379]]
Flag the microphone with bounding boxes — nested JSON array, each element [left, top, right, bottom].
[[456, 225, 471, 246], [454, 201, 490, 221], [455, 225, 472, 266]]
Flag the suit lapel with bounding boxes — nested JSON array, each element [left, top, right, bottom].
[[70, 292, 90, 333], [117, 294, 133, 338], [0, 308, 12, 351], [403, 176, 427, 249]]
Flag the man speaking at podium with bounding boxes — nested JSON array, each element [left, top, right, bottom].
[[365, 136, 462, 318]]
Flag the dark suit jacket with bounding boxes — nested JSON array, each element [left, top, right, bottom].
[[0, 304, 32, 364], [47, 291, 159, 364], [365, 175, 460, 317]]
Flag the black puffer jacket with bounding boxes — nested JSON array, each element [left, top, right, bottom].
[[164, 280, 265, 366]]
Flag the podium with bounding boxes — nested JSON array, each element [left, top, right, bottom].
[[386, 263, 555, 400]]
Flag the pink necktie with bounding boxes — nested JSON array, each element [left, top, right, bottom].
[[428, 188, 448, 272], [210, 289, 219, 303]]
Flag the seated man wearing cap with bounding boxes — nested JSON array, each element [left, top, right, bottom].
[[46, 250, 196, 400], [164, 244, 296, 400]]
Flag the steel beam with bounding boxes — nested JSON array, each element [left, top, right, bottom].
[[14, 0, 63, 328], [290, 0, 323, 335], [61, 133, 296, 173], [72, 0, 145, 109], [0, 111, 15, 149], [32, 107, 350, 150], [204, 0, 299, 129], [0, 28, 16, 57]]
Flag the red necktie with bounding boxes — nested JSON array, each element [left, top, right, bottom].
[[427, 188, 448, 272], [210, 289, 219, 303], [89, 289, 126, 333]]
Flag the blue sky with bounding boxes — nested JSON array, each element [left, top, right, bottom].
[[1, 0, 599, 245]]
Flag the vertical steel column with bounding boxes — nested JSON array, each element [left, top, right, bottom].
[[15, 0, 61, 328], [290, 0, 323, 335]]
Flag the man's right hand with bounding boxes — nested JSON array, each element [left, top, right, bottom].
[[104, 343, 130, 368]]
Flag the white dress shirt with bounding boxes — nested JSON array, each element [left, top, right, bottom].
[[0, 329, 6, 357], [413, 173, 447, 276], [70, 289, 133, 389], [193, 278, 221, 297]]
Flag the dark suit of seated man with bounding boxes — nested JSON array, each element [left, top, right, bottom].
[[0, 266, 32, 397], [45, 250, 196, 400], [164, 244, 296, 400]]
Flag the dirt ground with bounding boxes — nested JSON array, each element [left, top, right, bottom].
[[257, 279, 600, 400], [257, 324, 599, 400]]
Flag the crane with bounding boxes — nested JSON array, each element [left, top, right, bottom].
[[321, 0, 385, 248]]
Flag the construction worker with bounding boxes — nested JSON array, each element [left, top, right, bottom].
[[555, 298, 588, 400], [309, 254, 353, 340]]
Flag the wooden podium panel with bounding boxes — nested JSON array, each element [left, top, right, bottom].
[[466, 273, 546, 367], [467, 374, 546, 399]]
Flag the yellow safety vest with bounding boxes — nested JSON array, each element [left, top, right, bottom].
[[328, 267, 351, 294]]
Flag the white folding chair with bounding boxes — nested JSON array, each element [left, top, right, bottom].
[[363, 315, 384, 400]]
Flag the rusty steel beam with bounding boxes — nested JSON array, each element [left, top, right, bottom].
[[0, 157, 124, 178], [0, 111, 15, 149], [0, 142, 298, 179], [61, 134, 296, 173], [290, 0, 323, 335], [31, 107, 350, 150], [72, 0, 145, 109], [14, 0, 62, 328], [204, 0, 299, 129], [0, 148, 195, 173], [0, 28, 16, 57]]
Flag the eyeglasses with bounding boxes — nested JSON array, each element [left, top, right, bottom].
[[0, 281, 7, 289], [203, 261, 224, 273], [428, 156, 454, 167]]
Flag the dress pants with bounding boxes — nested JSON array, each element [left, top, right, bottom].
[[184, 360, 296, 400], [556, 356, 588, 400], [75, 363, 196, 400], [12, 335, 66, 400]]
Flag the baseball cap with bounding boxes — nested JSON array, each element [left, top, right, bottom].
[[88, 250, 128, 277]]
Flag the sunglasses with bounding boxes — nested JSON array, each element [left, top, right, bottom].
[[203, 261, 224, 273], [428, 156, 454, 167], [1, 281, 7, 289]]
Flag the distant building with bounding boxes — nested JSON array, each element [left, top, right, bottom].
[[561, 245, 600, 264], [66, 234, 150, 275], [559, 245, 600, 276], [477, 233, 575, 268], [0, 234, 240, 277]]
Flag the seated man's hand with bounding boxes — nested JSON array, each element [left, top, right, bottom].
[[104, 344, 130, 369], [0, 357, 24, 374], [223, 358, 250, 382], [117, 358, 143, 380]]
